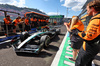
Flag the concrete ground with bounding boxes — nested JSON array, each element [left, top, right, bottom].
[[0, 25, 67, 66]]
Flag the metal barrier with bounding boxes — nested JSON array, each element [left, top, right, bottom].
[[0, 21, 49, 43], [0, 22, 25, 36], [0, 22, 37, 43]]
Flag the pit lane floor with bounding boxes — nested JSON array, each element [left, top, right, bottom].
[[0, 25, 66, 66], [0, 25, 100, 66], [51, 27, 100, 66]]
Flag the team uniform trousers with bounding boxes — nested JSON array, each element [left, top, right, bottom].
[[75, 42, 100, 66], [70, 29, 83, 49]]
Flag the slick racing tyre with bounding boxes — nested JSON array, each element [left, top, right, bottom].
[[40, 35, 50, 48], [36, 42, 44, 54]]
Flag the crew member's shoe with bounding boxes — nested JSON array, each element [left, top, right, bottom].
[[69, 58, 76, 62]]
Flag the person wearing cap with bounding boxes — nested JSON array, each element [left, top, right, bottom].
[[75, 0, 100, 66], [3, 15, 12, 35]]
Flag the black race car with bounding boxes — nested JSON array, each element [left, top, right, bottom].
[[11, 26, 61, 54]]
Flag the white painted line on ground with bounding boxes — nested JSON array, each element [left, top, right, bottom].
[[0, 40, 11, 45], [66, 52, 73, 55], [64, 61, 74, 66], [66, 46, 72, 51], [65, 56, 95, 66], [65, 55, 72, 58], [51, 32, 68, 66]]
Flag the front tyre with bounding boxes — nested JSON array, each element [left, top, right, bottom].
[[40, 35, 50, 48]]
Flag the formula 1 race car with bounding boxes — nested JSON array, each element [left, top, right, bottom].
[[11, 26, 61, 54]]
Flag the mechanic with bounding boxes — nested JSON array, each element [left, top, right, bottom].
[[38, 19, 41, 25], [18, 16, 23, 32], [42, 19, 44, 26], [20, 17, 25, 31], [54, 20, 57, 25], [37, 21, 40, 27], [46, 19, 49, 25], [30, 17, 35, 28], [25, 17, 31, 31], [41, 19, 43, 26], [75, 0, 100, 66], [3, 15, 12, 35], [12, 17, 20, 34], [32, 18, 37, 28]]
